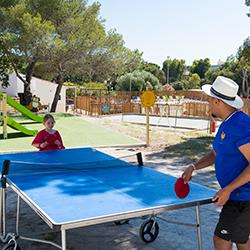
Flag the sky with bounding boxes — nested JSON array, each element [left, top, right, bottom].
[[88, 0, 250, 67]]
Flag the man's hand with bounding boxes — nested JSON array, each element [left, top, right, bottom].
[[212, 187, 231, 207], [181, 150, 215, 183], [182, 165, 194, 183]]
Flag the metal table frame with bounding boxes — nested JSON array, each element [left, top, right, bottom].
[[0, 150, 214, 250], [0, 181, 212, 250]]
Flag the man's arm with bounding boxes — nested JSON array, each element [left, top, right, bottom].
[[182, 149, 216, 181], [212, 142, 250, 206]]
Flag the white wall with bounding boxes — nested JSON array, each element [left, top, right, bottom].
[[0, 73, 19, 96], [0, 73, 66, 112], [30, 76, 66, 113]]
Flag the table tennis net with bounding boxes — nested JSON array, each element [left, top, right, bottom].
[[2, 153, 143, 176]]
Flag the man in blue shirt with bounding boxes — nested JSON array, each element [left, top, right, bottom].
[[182, 76, 250, 250]]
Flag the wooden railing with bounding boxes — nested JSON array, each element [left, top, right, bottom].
[[75, 91, 250, 118], [242, 98, 250, 115]]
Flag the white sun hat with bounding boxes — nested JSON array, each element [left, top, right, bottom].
[[202, 76, 244, 109]]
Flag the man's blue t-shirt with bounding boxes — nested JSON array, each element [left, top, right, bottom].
[[213, 111, 250, 201]]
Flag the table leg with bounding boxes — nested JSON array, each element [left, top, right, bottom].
[[0, 188, 2, 235], [61, 229, 67, 250], [2, 188, 6, 238], [196, 206, 202, 250], [16, 195, 20, 235]]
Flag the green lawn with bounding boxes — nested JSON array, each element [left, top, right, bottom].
[[0, 113, 143, 152]]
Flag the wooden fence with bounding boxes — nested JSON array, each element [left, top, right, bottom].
[[74, 91, 250, 118]]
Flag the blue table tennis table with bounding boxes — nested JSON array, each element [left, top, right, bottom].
[[0, 148, 216, 250]]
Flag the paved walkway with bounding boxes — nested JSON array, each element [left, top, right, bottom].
[[105, 114, 219, 131]]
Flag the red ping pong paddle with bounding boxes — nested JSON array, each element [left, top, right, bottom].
[[174, 177, 191, 199]]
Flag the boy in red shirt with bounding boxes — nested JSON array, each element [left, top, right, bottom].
[[32, 114, 65, 151]]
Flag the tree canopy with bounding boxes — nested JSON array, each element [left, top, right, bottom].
[[0, 1, 56, 97], [202, 37, 249, 95], [140, 62, 166, 83], [190, 58, 211, 79], [246, 0, 250, 17], [0, 0, 143, 110], [162, 58, 186, 83], [238, 37, 250, 70], [116, 70, 161, 91], [0, 53, 11, 87]]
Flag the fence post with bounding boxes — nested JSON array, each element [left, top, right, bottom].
[[209, 113, 216, 134], [3, 93, 7, 139]]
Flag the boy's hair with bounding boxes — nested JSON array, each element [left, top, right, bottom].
[[43, 114, 55, 123]]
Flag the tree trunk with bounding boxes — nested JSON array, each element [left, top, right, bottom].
[[13, 59, 37, 105], [50, 74, 64, 112], [24, 60, 37, 93], [13, 70, 31, 106], [242, 69, 249, 98]]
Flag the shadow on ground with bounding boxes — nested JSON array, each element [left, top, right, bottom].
[[0, 132, 32, 139], [144, 136, 218, 190], [146, 135, 214, 162]]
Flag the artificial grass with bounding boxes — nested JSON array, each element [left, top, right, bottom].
[[0, 114, 142, 152]]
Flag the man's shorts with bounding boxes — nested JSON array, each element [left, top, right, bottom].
[[214, 200, 250, 244]]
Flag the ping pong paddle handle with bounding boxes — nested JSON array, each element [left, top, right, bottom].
[[184, 176, 192, 183]]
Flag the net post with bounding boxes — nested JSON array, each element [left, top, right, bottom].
[[136, 152, 143, 166], [1, 160, 10, 188]]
